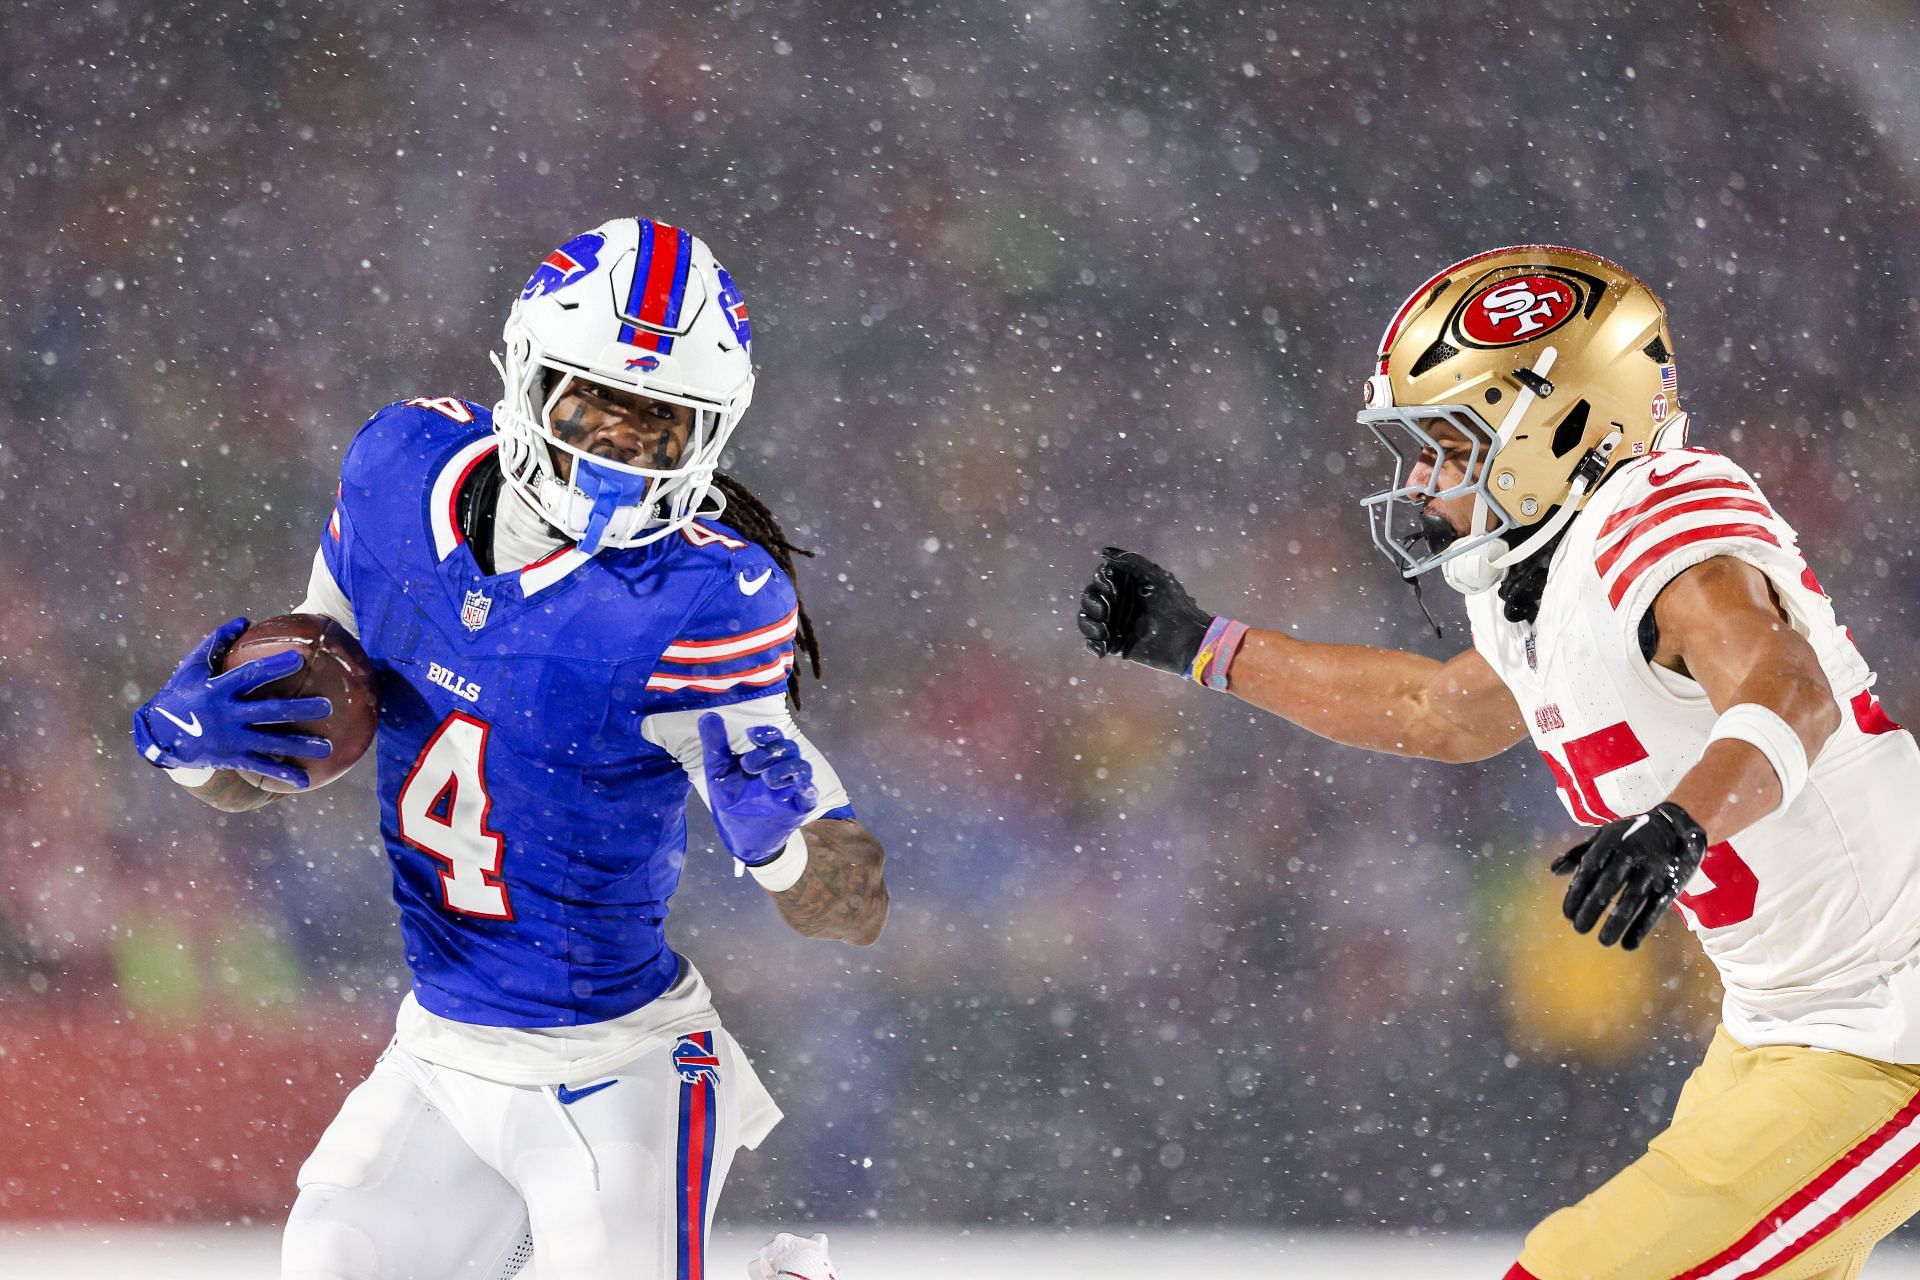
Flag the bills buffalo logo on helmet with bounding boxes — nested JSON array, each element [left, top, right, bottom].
[[672, 1035, 721, 1085], [521, 231, 605, 300], [714, 266, 752, 356], [1456, 272, 1582, 348], [625, 353, 662, 372]]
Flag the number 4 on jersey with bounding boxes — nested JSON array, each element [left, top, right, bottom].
[[1541, 720, 1758, 930], [398, 712, 512, 919]]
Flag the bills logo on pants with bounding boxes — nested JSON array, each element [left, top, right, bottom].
[[675, 1032, 721, 1280]]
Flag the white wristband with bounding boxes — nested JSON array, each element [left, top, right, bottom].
[[1705, 702, 1809, 815], [164, 764, 216, 788], [748, 829, 811, 893]]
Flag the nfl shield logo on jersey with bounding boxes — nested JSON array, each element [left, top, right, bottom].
[[461, 589, 492, 632]]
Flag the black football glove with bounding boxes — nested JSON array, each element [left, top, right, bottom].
[[1552, 801, 1708, 950], [1076, 547, 1212, 677]]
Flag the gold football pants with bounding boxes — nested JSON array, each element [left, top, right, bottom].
[[1511, 1026, 1920, 1280]]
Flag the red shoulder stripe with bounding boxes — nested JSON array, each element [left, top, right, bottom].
[[1595, 496, 1775, 575], [1606, 523, 1782, 608], [1597, 476, 1760, 540]]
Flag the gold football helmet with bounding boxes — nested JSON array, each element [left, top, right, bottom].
[[1358, 245, 1687, 594]]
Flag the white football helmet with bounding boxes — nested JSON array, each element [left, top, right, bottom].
[[492, 218, 756, 553]]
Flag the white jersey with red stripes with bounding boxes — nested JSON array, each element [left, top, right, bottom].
[[1467, 446, 1920, 1062]]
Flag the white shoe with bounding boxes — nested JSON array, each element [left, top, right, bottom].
[[748, 1231, 839, 1280]]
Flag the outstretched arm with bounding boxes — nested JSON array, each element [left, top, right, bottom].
[[767, 817, 889, 946], [1077, 547, 1526, 764], [1224, 629, 1527, 763]]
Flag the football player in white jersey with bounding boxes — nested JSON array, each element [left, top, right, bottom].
[[1079, 246, 1920, 1280]]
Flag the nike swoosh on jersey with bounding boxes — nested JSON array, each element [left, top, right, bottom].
[[156, 707, 204, 737], [738, 569, 774, 596], [1648, 460, 1698, 486], [555, 1079, 619, 1105]]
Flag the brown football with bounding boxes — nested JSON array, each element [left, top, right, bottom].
[[218, 613, 379, 794]]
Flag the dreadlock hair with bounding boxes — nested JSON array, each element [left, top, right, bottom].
[[711, 471, 822, 709], [529, 371, 824, 705]]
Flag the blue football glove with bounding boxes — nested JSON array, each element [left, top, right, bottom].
[[698, 712, 817, 866], [131, 616, 335, 790]]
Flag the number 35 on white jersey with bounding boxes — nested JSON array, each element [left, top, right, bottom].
[[1468, 447, 1920, 1064]]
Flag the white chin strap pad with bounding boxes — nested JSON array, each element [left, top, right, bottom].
[[1442, 543, 1507, 595]]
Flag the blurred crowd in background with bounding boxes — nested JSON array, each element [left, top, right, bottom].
[[5, 0, 1920, 1235]]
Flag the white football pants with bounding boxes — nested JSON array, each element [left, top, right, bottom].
[[281, 1029, 766, 1280]]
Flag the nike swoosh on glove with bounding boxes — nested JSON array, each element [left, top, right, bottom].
[[698, 713, 818, 866], [131, 616, 334, 790], [1552, 801, 1708, 950]]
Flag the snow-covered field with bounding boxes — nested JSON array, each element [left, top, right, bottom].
[[6, 1226, 1920, 1280]]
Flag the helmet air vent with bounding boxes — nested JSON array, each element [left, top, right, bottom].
[[1550, 400, 1592, 457], [1408, 340, 1459, 378], [1642, 335, 1671, 363]]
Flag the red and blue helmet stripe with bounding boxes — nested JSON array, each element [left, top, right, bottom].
[[620, 219, 694, 355]]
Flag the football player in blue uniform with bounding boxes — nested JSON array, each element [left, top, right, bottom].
[[131, 218, 889, 1280]]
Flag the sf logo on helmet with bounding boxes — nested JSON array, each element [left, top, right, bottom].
[[521, 231, 605, 300], [1458, 273, 1581, 347]]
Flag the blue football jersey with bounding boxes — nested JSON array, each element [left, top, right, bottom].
[[320, 397, 809, 1027]]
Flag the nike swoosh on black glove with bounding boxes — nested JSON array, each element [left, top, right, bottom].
[[1552, 801, 1708, 950], [1075, 546, 1212, 677]]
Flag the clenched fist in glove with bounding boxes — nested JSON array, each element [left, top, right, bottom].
[[1076, 547, 1248, 689], [1553, 801, 1709, 950]]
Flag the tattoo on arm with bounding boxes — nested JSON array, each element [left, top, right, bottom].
[[187, 770, 282, 814], [770, 818, 889, 946]]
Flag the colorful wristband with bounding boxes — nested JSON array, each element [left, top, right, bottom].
[[1188, 617, 1250, 691]]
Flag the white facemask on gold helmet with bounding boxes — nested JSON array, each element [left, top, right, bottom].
[[1358, 245, 1689, 594]]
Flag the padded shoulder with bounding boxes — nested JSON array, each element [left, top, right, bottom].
[[638, 525, 800, 714], [668, 522, 796, 645], [339, 397, 494, 493], [1579, 446, 1801, 620], [1584, 446, 1755, 526]]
